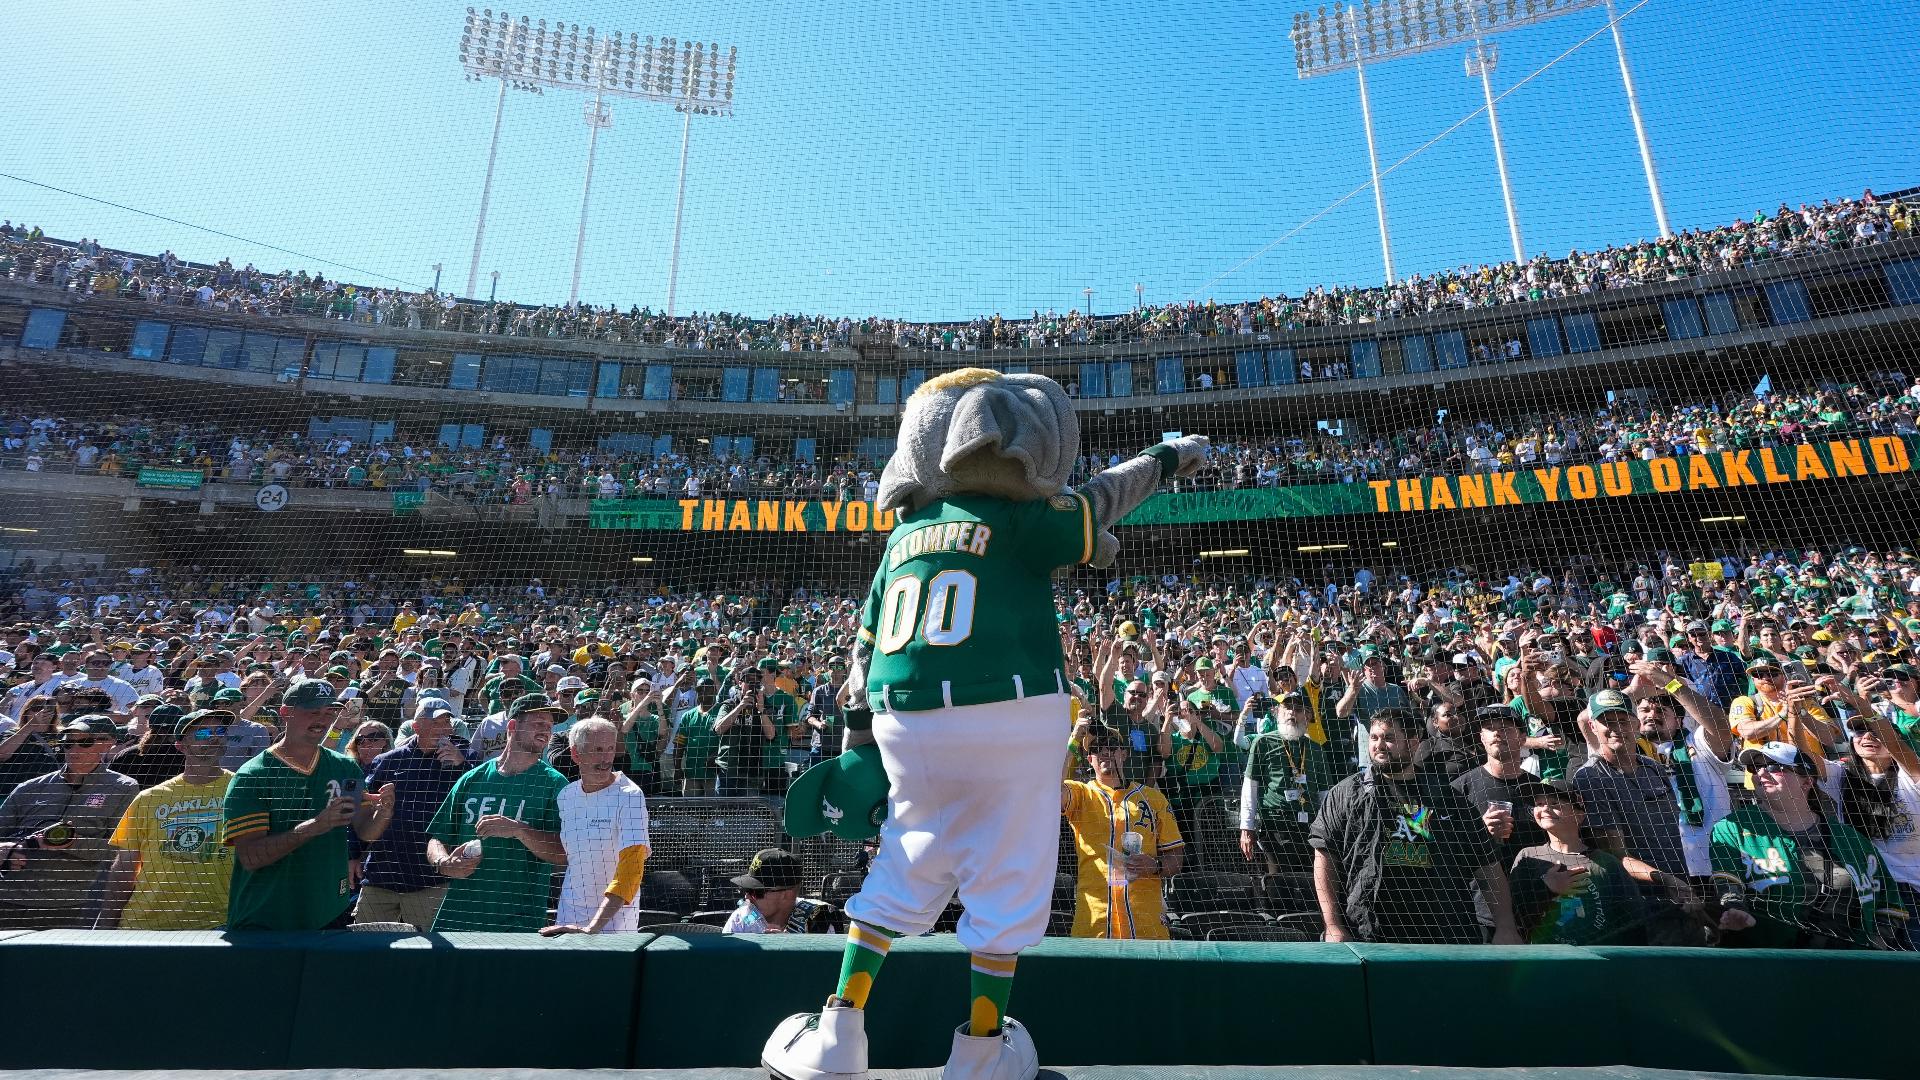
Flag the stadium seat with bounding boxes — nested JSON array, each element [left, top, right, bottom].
[[651, 921, 724, 936], [1207, 923, 1317, 943], [625, 908, 687, 929], [343, 921, 418, 933], [1171, 910, 1270, 940], [1272, 912, 1325, 939], [1046, 908, 1074, 937], [687, 909, 736, 927], [637, 871, 697, 916], [821, 871, 866, 909], [1167, 871, 1259, 912]]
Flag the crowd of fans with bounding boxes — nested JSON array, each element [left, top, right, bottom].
[[3, 539, 1919, 949], [4, 375, 1915, 502], [3, 187, 1909, 353]]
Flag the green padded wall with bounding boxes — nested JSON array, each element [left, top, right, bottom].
[[1351, 944, 1619, 1068], [0, 930, 314, 1068], [633, 934, 1371, 1069]]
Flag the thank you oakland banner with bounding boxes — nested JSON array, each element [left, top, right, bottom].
[[586, 435, 1915, 532]]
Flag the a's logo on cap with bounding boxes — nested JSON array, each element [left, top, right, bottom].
[[820, 798, 844, 824]]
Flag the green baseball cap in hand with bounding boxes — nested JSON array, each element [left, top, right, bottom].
[[784, 742, 889, 843]]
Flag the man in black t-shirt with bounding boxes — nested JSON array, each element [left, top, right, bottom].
[[1310, 708, 1520, 945], [1450, 705, 1548, 940]]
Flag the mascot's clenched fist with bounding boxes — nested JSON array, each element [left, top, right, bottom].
[[766, 368, 1206, 1080]]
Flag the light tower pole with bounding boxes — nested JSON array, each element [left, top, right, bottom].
[[459, 10, 736, 309], [1603, 0, 1670, 238], [1465, 41, 1525, 265]]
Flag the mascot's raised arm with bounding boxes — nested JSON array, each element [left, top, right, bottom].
[[766, 368, 1206, 1080]]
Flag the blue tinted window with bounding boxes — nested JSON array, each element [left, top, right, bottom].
[[20, 309, 64, 349], [1108, 362, 1134, 398], [795, 438, 817, 462], [1078, 363, 1107, 398], [1402, 336, 1433, 373], [371, 421, 395, 444], [311, 344, 365, 382], [1887, 259, 1920, 305], [875, 377, 898, 405], [130, 321, 170, 360], [437, 424, 461, 448], [1702, 293, 1741, 335], [167, 325, 207, 365], [901, 369, 926, 397], [1235, 350, 1266, 388], [529, 428, 553, 452], [1562, 312, 1602, 353], [1268, 348, 1296, 385], [721, 367, 749, 402], [1524, 318, 1561, 358], [361, 347, 396, 384], [596, 362, 624, 399], [829, 369, 855, 404], [644, 365, 674, 400], [1155, 356, 1185, 394], [540, 359, 591, 397], [1001, 363, 1029, 375], [1662, 298, 1705, 341], [238, 332, 286, 372], [751, 367, 781, 403], [450, 353, 481, 390], [202, 330, 244, 369], [1350, 340, 1381, 379], [1434, 330, 1470, 368], [1766, 280, 1811, 324]]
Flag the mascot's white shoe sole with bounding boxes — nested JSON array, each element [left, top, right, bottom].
[[942, 1017, 1038, 1080], [762, 1004, 869, 1080]]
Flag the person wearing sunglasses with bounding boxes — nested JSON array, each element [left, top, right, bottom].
[[0, 713, 139, 929], [96, 708, 234, 929], [1710, 741, 1906, 949]]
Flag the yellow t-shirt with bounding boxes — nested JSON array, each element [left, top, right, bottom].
[[1729, 692, 1831, 782], [109, 771, 235, 930], [1063, 779, 1184, 939]]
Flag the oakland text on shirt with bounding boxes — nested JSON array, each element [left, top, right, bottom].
[[886, 521, 993, 571]]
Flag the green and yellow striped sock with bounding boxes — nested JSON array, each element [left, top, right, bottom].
[[834, 921, 899, 1010], [969, 952, 1017, 1036]]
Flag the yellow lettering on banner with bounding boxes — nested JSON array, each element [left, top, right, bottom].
[[846, 502, 870, 532], [757, 501, 780, 531], [1758, 448, 1791, 484], [969, 525, 991, 555], [784, 501, 807, 532], [1601, 461, 1633, 497], [1720, 451, 1757, 488], [1369, 481, 1393, 513], [1567, 465, 1597, 500], [679, 499, 700, 530], [1686, 455, 1719, 490], [822, 502, 844, 531], [1457, 474, 1488, 508], [876, 508, 896, 530], [728, 501, 753, 530], [1794, 443, 1829, 481], [1830, 440, 1867, 478], [1491, 472, 1521, 506], [702, 499, 726, 530], [1534, 467, 1563, 502], [1870, 436, 1911, 473], [1397, 477, 1425, 512], [1649, 458, 1682, 492], [1428, 477, 1457, 510]]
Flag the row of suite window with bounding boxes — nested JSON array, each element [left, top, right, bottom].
[[10, 259, 1920, 400], [309, 415, 900, 465]]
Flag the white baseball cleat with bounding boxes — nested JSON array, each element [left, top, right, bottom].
[[762, 1000, 869, 1080], [941, 1016, 1038, 1080]]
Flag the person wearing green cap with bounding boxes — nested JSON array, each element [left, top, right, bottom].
[[425, 692, 569, 932]]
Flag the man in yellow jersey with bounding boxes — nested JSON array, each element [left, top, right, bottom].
[[1062, 719, 1184, 939]]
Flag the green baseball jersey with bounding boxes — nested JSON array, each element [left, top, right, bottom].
[[1709, 805, 1903, 948], [222, 746, 366, 930], [674, 706, 719, 779], [859, 493, 1093, 711], [426, 758, 567, 932]]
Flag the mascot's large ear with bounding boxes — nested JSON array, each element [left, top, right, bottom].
[[877, 369, 1079, 511]]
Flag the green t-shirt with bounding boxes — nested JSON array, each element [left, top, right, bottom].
[[859, 493, 1093, 710], [1245, 731, 1339, 828], [223, 746, 366, 931], [426, 758, 568, 932], [1709, 805, 1901, 948], [674, 706, 719, 779]]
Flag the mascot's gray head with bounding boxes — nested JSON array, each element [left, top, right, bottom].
[[876, 368, 1080, 513]]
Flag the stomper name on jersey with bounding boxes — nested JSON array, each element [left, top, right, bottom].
[[887, 522, 992, 571]]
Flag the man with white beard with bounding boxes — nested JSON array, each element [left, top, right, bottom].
[[1238, 690, 1342, 880]]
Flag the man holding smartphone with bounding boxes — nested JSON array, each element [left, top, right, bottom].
[[223, 678, 396, 931]]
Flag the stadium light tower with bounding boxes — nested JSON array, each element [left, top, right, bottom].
[[1292, 0, 1675, 278], [459, 10, 737, 311], [1463, 41, 1524, 265]]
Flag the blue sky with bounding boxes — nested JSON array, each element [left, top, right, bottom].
[[1, 0, 1914, 320]]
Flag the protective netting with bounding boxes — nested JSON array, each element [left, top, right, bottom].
[[1, 0, 1919, 952]]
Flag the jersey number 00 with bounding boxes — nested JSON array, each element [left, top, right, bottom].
[[876, 570, 978, 653]]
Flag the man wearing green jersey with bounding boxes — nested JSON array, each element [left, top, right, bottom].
[[425, 693, 569, 932], [223, 679, 396, 931]]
